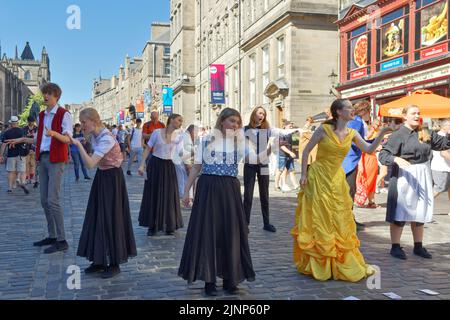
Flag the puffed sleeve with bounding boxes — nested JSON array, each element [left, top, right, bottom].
[[93, 134, 115, 158], [430, 131, 450, 151], [379, 132, 401, 166]]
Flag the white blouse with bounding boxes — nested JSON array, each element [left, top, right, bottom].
[[91, 128, 116, 158], [147, 129, 184, 161]]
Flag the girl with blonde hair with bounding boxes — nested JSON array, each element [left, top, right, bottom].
[[69, 108, 136, 279]]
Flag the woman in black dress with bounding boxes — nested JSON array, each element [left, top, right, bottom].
[[70, 108, 136, 279], [179, 108, 255, 296], [138, 114, 184, 236]]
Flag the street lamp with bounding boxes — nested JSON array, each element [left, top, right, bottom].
[[328, 70, 340, 97]]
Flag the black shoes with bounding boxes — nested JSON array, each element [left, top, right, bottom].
[[204, 282, 218, 296], [355, 221, 365, 232], [102, 266, 121, 279], [85, 264, 105, 274], [166, 231, 175, 236], [33, 182, 39, 189], [19, 184, 29, 194], [414, 247, 432, 259], [223, 280, 239, 294], [147, 229, 155, 236], [44, 240, 69, 254], [390, 246, 407, 260], [263, 224, 276, 233], [127, 171, 132, 176], [85, 176, 91, 180], [33, 237, 57, 247]]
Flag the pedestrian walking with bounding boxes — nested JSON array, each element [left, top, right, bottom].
[[0, 116, 29, 194], [126, 118, 144, 176], [70, 124, 91, 182], [23, 116, 38, 186], [431, 119, 450, 199]]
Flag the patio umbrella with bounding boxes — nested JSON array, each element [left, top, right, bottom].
[[379, 90, 450, 118]]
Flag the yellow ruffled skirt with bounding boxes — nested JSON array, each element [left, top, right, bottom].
[[291, 164, 375, 282]]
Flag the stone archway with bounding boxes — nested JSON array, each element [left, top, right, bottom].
[[264, 79, 289, 128]]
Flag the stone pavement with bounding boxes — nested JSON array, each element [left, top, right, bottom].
[[0, 163, 448, 300]]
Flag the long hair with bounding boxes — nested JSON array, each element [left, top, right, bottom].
[[248, 106, 270, 129], [323, 99, 351, 129], [402, 105, 430, 143], [79, 108, 102, 127], [166, 113, 182, 127], [354, 100, 371, 117]]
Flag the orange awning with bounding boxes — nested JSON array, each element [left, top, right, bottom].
[[379, 90, 450, 118]]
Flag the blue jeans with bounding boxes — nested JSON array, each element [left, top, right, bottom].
[[71, 151, 89, 179]]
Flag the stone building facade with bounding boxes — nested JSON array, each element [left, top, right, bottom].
[[171, 0, 340, 128], [1, 42, 50, 95], [91, 23, 171, 124]]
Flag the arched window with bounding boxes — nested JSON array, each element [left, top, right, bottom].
[[24, 71, 31, 81]]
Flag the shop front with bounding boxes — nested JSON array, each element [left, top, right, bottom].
[[336, 0, 450, 118]]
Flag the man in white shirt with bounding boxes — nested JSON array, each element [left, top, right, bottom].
[[127, 118, 144, 175], [4, 83, 73, 254]]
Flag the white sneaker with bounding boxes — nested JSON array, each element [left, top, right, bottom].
[[281, 185, 292, 193], [380, 188, 388, 194]]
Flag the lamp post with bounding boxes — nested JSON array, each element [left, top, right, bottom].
[[328, 70, 340, 98]]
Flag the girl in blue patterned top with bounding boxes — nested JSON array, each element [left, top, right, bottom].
[[178, 108, 255, 296]]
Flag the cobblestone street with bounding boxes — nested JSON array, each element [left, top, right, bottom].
[[0, 164, 449, 300]]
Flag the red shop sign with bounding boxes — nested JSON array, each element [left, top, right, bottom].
[[350, 68, 368, 80], [421, 43, 448, 60]]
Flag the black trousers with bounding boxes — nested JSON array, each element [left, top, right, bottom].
[[346, 166, 358, 201], [243, 164, 270, 226]]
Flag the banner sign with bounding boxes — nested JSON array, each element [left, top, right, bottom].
[[162, 87, 173, 114], [144, 89, 151, 106], [210, 64, 225, 104], [380, 57, 403, 72], [136, 97, 145, 119]]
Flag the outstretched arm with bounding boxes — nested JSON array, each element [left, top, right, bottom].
[[352, 127, 393, 155]]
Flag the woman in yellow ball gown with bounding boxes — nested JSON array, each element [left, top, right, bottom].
[[291, 99, 393, 282]]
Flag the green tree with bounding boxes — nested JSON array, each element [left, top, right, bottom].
[[19, 93, 45, 126]]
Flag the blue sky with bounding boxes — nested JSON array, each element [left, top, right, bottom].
[[0, 0, 169, 104]]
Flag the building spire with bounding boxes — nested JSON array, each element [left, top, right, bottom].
[[15, 45, 18, 59], [21, 41, 35, 60]]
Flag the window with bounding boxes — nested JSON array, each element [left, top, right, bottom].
[[24, 71, 31, 81], [414, 0, 449, 61], [164, 62, 170, 75], [262, 46, 270, 104], [346, 25, 371, 80], [264, 0, 270, 11], [249, 54, 256, 108], [277, 36, 285, 78], [376, 7, 409, 72], [164, 46, 170, 56]]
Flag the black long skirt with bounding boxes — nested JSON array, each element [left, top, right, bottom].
[[138, 156, 183, 232], [178, 175, 256, 286], [77, 167, 137, 266]]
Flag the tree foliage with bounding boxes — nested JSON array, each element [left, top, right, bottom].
[[19, 93, 46, 126]]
